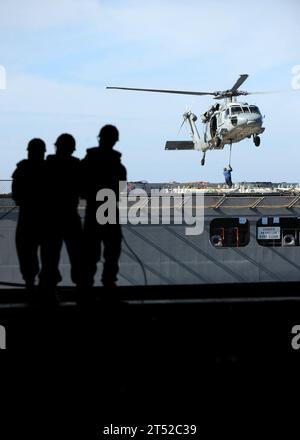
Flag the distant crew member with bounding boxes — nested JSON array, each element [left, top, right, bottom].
[[12, 138, 46, 289], [81, 125, 127, 288], [223, 165, 233, 188]]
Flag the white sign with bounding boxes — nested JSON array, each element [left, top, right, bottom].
[[257, 226, 280, 240]]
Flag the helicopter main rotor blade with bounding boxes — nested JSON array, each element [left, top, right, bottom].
[[230, 74, 249, 91], [107, 86, 215, 96], [247, 89, 292, 95]]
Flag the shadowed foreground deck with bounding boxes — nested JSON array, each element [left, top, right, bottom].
[[1, 282, 300, 358], [1, 282, 300, 425]]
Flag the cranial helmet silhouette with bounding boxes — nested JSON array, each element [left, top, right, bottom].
[[55, 133, 76, 155], [27, 138, 46, 153], [27, 138, 46, 160], [99, 125, 119, 148]]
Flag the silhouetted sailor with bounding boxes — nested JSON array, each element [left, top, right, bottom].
[[39, 133, 82, 287], [12, 138, 46, 289], [81, 125, 127, 287], [223, 165, 233, 188]]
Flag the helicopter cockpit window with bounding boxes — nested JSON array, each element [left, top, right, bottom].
[[230, 106, 242, 115], [225, 109, 230, 118], [249, 106, 260, 114], [242, 106, 250, 113]]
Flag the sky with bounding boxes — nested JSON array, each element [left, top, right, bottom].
[[0, 0, 299, 183]]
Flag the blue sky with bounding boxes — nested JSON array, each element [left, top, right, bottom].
[[0, 0, 299, 182]]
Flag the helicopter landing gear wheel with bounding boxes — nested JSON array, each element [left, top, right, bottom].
[[253, 135, 260, 147]]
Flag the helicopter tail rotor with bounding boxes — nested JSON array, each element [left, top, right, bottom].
[[178, 108, 194, 135], [177, 114, 188, 135]]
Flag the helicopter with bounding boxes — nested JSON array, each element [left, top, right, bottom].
[[107, 74, 267, 166]]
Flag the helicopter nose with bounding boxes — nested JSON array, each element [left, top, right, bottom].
[[248, 114, 262, 125], [257, 114, 262, 123]]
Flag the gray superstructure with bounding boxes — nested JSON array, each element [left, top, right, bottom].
[[1, 181, 300, 287]]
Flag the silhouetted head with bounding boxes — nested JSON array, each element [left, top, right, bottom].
[[27, 138, 46, 161], [98, 125, 119, 149], [54, 133, 76, 156], [224, 167, 227, 172]]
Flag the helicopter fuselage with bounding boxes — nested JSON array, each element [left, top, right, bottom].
[[201, 101, 265, 151]]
